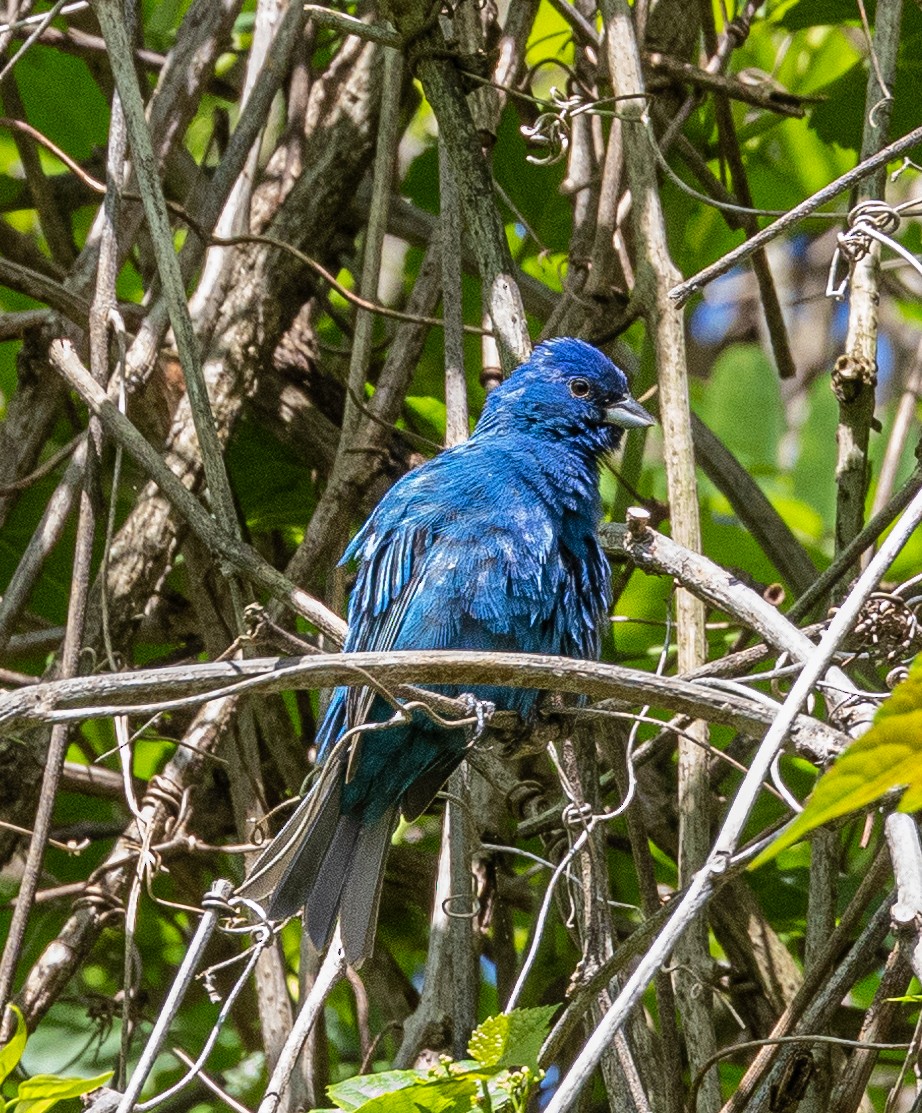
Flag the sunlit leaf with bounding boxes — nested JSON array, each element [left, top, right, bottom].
[[0, 1007, 26, 1087], [10, 1070, 113, 1113], [330, 1075, 479, 1113], [467, 1006, 558, 1072], [752, 656, 922, 866], [328, 1070, 426, 1110]]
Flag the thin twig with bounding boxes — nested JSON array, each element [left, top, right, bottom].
[[302, 4, 400, 47], [789, 465, 922, 620], [870, 337, 922, 518], [48, 339, 347, 642], [342, 44, 403, 441], [0, 433, 84, 496], [542, 482, 922, 1113], [92, 0, 242, 549], [833, 0, 904, 574], [669, 120, 922, 305], [113, 881, 234, 1113], [393, 11, 530, 369], [256, 931, 347, 1113], [209, 230, 489, 335]]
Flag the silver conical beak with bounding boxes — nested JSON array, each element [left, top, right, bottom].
[[604, 395, 655, 429]]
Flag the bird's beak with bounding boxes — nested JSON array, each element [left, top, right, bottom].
[[604, 394, 655, 429]]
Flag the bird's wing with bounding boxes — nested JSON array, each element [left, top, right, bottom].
[[340, 515, 435, 732], [329, 450, 563, 737]]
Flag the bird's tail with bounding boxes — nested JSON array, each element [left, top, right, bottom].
[[237, 752, 397, 966]]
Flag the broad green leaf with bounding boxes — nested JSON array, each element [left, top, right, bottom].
[[0, 1007, 26, 1086], [467, 1006, 558, 1072], [16, 48, 110, 161], [752, 657, 922, 866], [11, 1070, 112, 1113], [775, 0, 867, 29], [328, 1070, 426, 1110], [340, 1077, 478, 1113]]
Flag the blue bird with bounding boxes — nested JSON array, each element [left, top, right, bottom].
[[238, 338, 653, 964]]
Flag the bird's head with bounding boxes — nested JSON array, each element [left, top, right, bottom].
[[477, 338, 654, 454]]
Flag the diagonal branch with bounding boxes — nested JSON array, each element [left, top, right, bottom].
[[49, 338, 347, 642]]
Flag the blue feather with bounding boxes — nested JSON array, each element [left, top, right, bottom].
[[239, 338, 653, 963]]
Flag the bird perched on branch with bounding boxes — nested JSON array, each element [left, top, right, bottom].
[[238, 338, 653, 964]]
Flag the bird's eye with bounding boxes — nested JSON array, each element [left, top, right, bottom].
[[569, 377, 591, 398]]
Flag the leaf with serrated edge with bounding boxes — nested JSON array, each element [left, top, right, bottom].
[[468, 1006, 558, 1072]]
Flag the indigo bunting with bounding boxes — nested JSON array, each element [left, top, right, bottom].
[[239, 338, 653, 963]]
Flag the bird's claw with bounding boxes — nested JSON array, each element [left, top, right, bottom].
[[458, 692, 495, 742]]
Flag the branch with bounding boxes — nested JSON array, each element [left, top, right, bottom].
[[0, 649, 849, 756], [669, 120, 922, 306], [48, 339, 347, 643], [341, 44, 403, 440], [385, 2, 530, 370], [689, 415, 818, 596], [14, 697, 237, 1029], [601, 520, 816, 661], [601, 2, 715, 1101], [92, 0, 241, 544], [0, 256, 92, 324], [303, 5, 400, 47], [833, 0, 903, 568], [644, 52, 815, 118], [790, 467, 922, 621], [541, 469, 922, 1113]]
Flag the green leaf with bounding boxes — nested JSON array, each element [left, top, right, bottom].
[[404, 395, 447, 442], [467, 1006, 558, 1072], [11, 1070, 112, 1113], [340, 1077, 478, 1113], [0, 1007, 26, 1086], [752, 656, 922, 867], [328, 1070, 426, 1110], [775, 0, 868, 29]]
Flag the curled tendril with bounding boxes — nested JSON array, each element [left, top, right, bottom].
[[520, 86, 593, 166], [826, 197, 922, 300]]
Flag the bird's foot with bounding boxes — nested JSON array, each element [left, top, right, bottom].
[[532, 692, 577, 747], [456, 692, 495, 742]]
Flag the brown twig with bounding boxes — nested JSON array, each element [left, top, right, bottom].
[[669, 119, 922, 305], [644, 52, 817, 118]]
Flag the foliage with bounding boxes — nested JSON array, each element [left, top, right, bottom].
[[325, 1008, 554, 1113], [0, 1, 920, 1112], [754, 654, 922, 866], [0, 1007, 111, 1113]]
